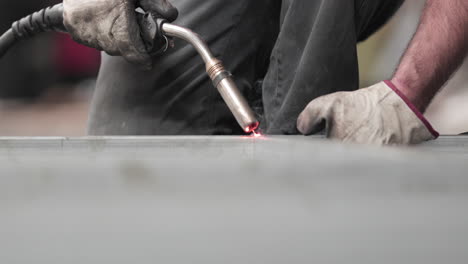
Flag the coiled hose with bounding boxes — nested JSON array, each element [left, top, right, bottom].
[[0, 4, 65, 58]]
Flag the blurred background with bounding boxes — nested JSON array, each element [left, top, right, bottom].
[[0, 0, 466, 136], [0, 0, 99, 136]]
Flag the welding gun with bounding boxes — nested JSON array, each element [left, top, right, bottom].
[[0, 4, 259, 134]]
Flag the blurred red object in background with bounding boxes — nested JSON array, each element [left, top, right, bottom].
[[53, 33, 100, 78]]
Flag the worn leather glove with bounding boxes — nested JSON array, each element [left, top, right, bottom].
[[297, 81, 439, 145], [63, 0, 178, 67]]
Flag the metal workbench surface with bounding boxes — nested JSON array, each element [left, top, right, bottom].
[[1, 136, 468, 264], [1, 135, 468, 176]]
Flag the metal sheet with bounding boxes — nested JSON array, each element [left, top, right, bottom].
[[1, 136, 468, 263]]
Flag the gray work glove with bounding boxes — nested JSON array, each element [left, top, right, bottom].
[[63, 0, 178, 68], [297, 81, 439, 145]]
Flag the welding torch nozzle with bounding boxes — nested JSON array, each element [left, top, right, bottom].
[[157, 21, 259, 133]]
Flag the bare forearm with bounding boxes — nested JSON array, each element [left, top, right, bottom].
[[392, 0, 468, 112]]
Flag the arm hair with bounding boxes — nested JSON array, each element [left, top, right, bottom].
[[392, 0, 468, 112]]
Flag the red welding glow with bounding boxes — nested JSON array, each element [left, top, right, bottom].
[[252, 130, 262, 137], [244, 122, 260, 134]]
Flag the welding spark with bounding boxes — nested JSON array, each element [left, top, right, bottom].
[[251, 130, 262, 138], [244, 122, 260, 134]]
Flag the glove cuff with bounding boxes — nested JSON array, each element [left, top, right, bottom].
[[384, 80, 439, 139]]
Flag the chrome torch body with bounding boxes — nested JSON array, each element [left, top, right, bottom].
[[160, 22, 259, 133]]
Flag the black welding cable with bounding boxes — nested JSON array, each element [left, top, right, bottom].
[[0, 4, 65, 59], [0, 3, 166, 59], [0, 29, 16, 58]]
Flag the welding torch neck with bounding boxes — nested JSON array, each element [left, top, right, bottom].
[[160, 21, 259, 133], [159, 22, 215, 65]]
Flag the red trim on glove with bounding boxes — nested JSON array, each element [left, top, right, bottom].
[[384, 80, 439, 138]]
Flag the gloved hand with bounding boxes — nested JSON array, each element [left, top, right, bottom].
[[63, 0, 178, 68], [296, 81, 439, 145]]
